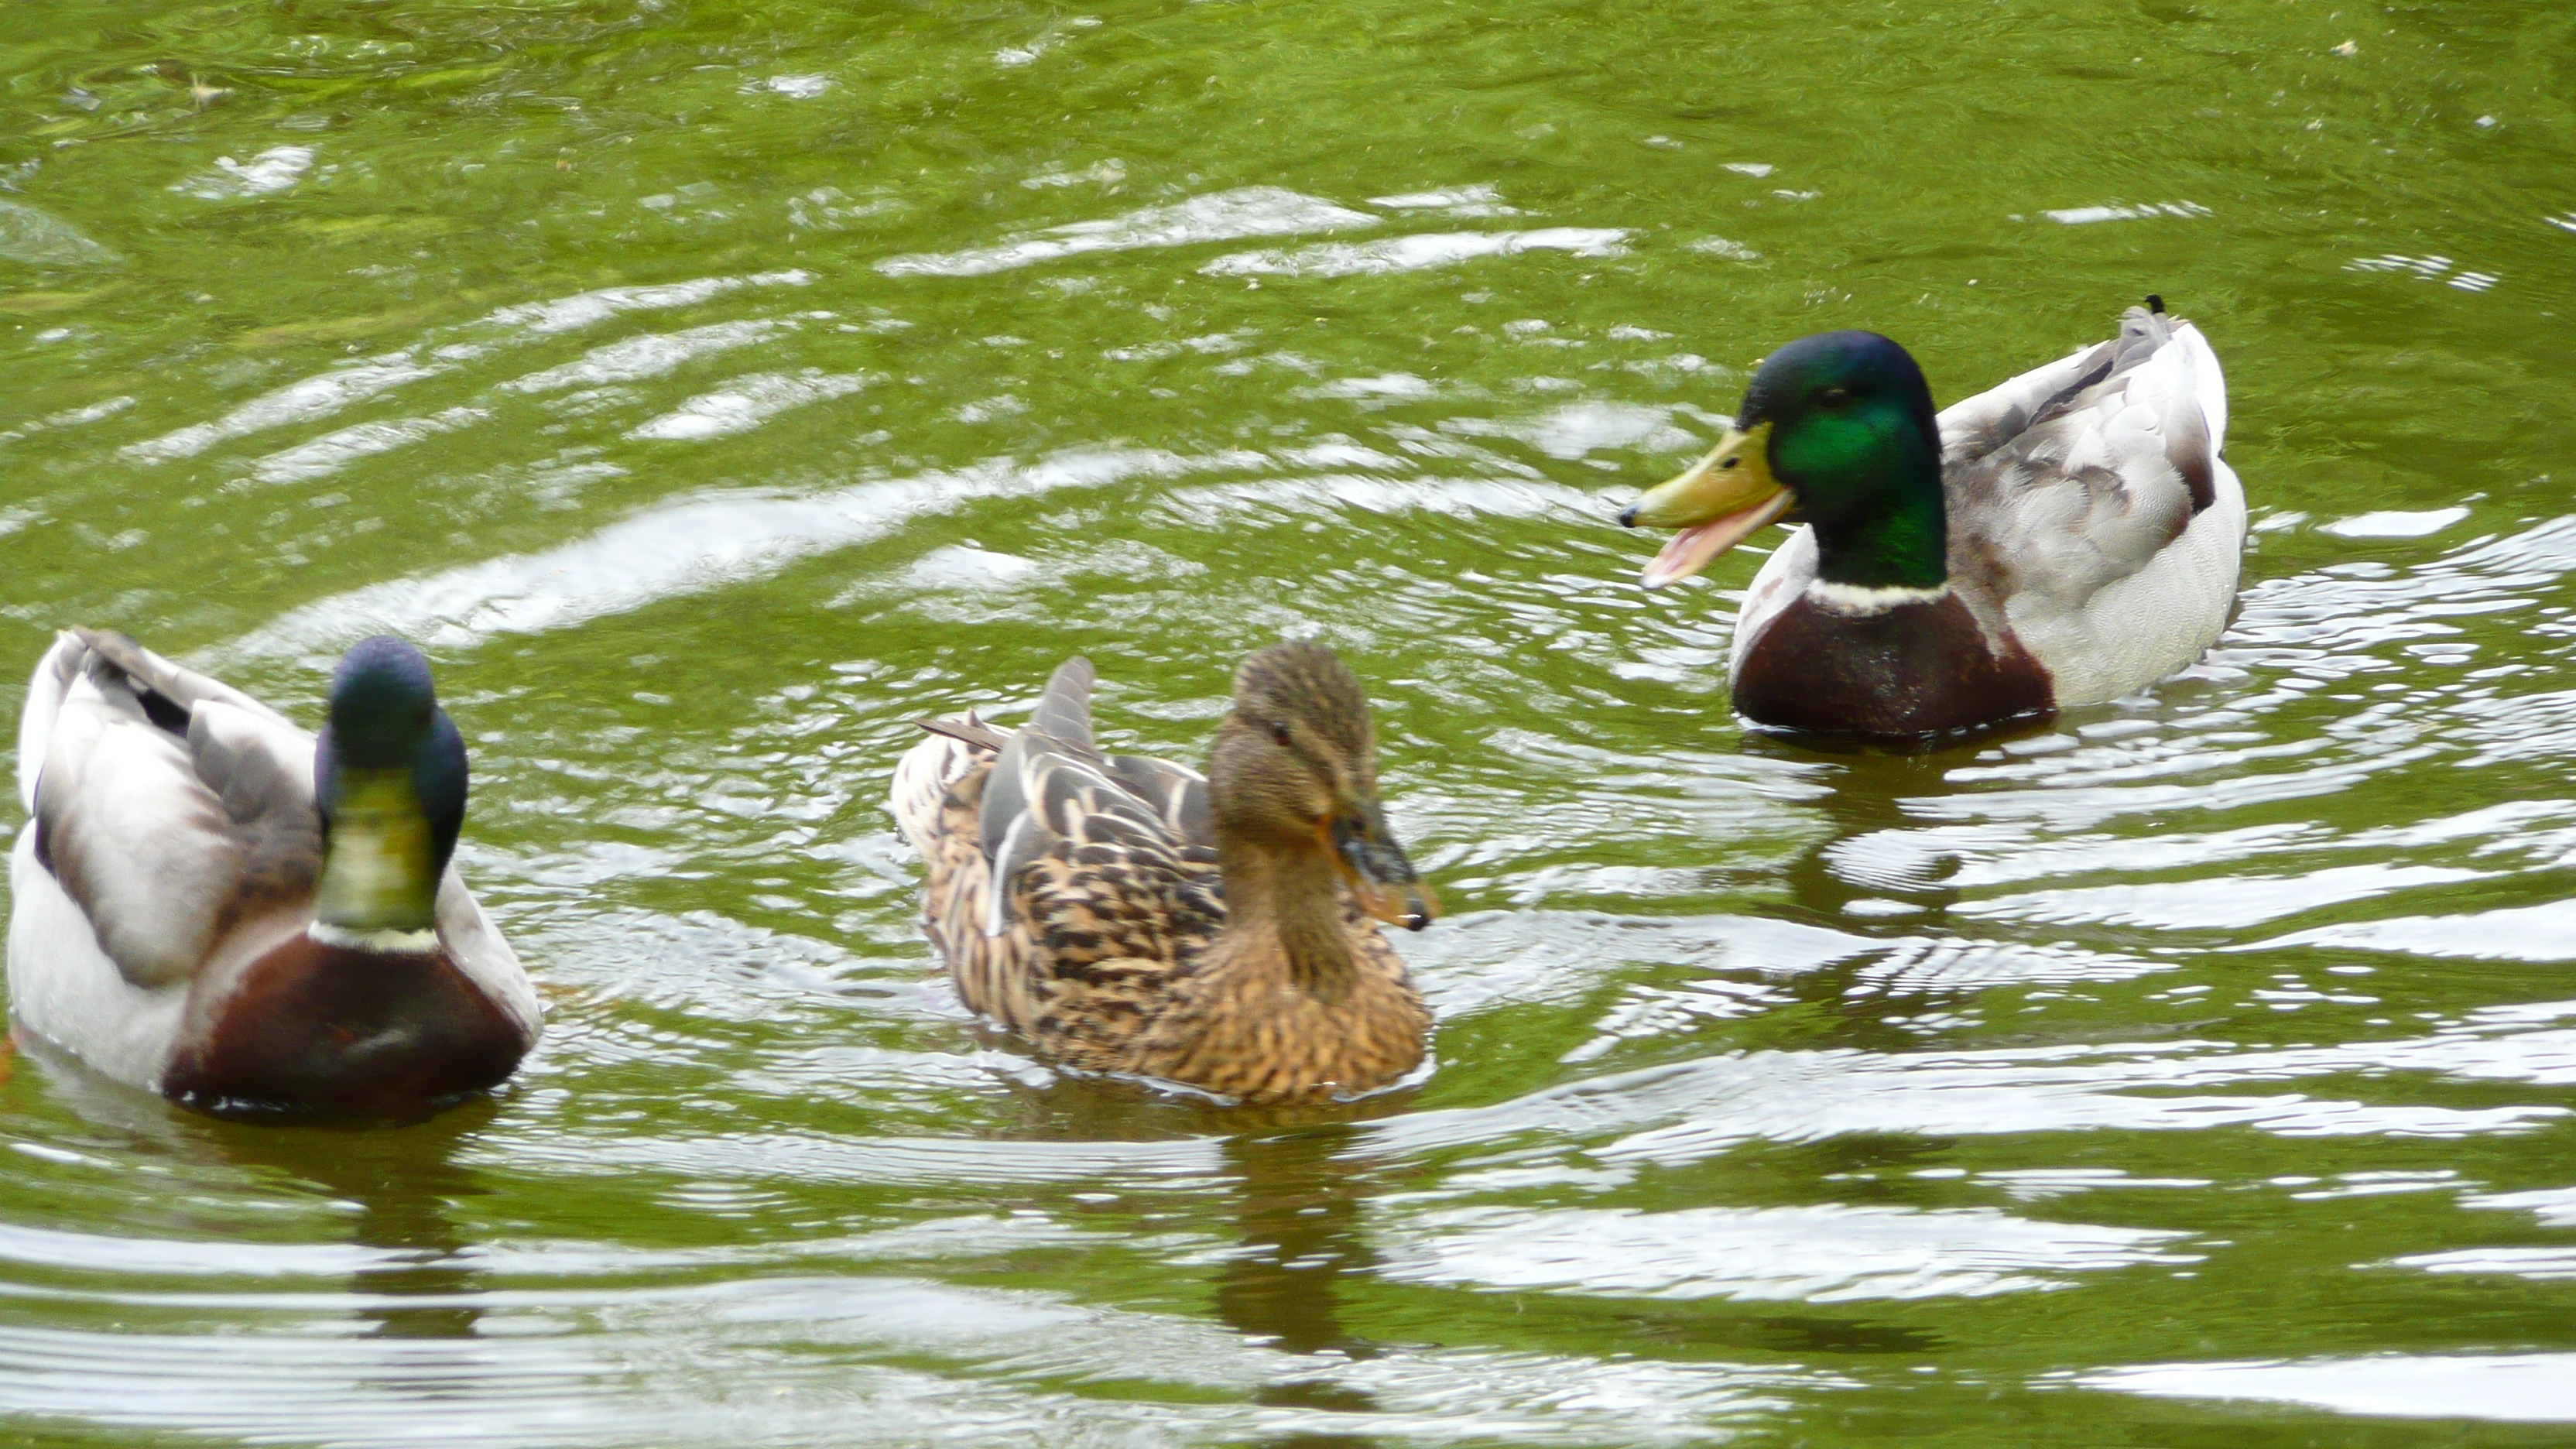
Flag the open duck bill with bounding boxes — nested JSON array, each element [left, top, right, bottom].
[[1327, 808, 1438, 932], [1620, 422, 1794, 589]]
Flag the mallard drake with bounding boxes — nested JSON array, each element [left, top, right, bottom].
[[8, 630, 539, 1115], [1618, 298, 2244, 735], [889, 643, 1437, 1103]]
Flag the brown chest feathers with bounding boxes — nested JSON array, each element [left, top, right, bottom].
[[1112, 905, 1430, 1101], [1732, 591, 2053, 735], [163, 933, 530, 1118]]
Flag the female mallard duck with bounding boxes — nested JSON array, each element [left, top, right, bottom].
[[1618, 298, 2244, 735], [889, 643, 1437, 1103], [8, 630, 539, 1115]]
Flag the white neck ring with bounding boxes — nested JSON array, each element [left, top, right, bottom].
[[307, 922, 440, 954], [1807, 580, 1951, 616]]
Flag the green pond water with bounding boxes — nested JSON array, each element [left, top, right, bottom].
[[2, 0, 2575, 1443]]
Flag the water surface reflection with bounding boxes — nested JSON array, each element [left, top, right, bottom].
[[5, 0, 2576, 1440], [1221, 1125, 1386, 1448], [206, 1110, 495, 1345]]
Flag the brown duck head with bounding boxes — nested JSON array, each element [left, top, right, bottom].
[[1205, 642, 1437, 932]]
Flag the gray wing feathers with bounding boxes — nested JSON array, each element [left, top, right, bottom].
[[1105, 755, 1213, 846], [190, 702, 314, 827], [2105, 302, 2172, 374], [1938, 341, 2114, 467], [953, 655, 1208, 937], [980, 731, 1177, 936], [981, 809, 1040, 938], [1944, 309, 2240, 706], [36, 711, 236, 988], [976, 728, 1039, 863], [74, 629, 296, 732], [26, 632, 320, 988], [976, 657, 1110, 858], [1949, 305, 2226, 608], [1034, 751, 1168, 842], [977, 654, 1164, 869], [1938, 305, 2184, 469], [188, 701, 326, 904]]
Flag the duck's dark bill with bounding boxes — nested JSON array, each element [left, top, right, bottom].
[[1331, 814, 1440, 931], [1642, 491, 1795, 589], [1351, 875, 1440, 932]]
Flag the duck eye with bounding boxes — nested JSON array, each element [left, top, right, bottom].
[[1267, 721, 1293, 747], [1816, 386, 1852, 407]]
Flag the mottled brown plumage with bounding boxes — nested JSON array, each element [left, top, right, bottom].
[[889, 645, 1437, 1102]]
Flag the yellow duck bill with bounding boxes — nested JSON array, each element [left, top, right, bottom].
[[1619, 422, 1792, 589]]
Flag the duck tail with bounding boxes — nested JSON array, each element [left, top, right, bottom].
[[1026, 656, 1097, 749], [917, 713, 1010, 752], [19, 632, 87, 814], [891, 712, 995, 860]]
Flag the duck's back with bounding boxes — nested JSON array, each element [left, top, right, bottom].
[[1942, 304, 2244, 706], [890, 659, 1227, 1071]]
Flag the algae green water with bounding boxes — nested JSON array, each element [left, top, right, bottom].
[[2, 0, 2575, 1443]]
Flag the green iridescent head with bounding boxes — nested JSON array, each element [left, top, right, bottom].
[[1622, 330, 1948, 591], [313, 636, 466, 937]]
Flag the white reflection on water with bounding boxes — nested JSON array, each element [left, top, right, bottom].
[[1442, 397, 1701, 461], [2040, 200, 2210, 224], [1954, 862, 2487, 930], [0, 1271, 1822, 1447], [1371, 1013, 2575, 1166], [0, 1212, 1146, 1289], [123, 355, 438, 464], [120, 271, 811, 463], [1376, 1203, 2194, 1302], [1367, 184, 1524, 217], [2252, 898, 2576, 961], [629, 370, 874, 440], [492, 1130, 1231, 1190], [498, 318, 783, 393], [214, 457, 1602, 664], [217, 463, 1076, 662], [1201, 228, 1629, 278], [2393, 1246, 2576, 1281], [173, 144, 314, 200], [2081, 1354, 2576, 1422], [875, 187, 1377, 277], [0, 1221, 392, 1279], [248, 405, 488, 485], [2461, 1183, 2576, 1227], [2323, 507, 2471, 539]]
